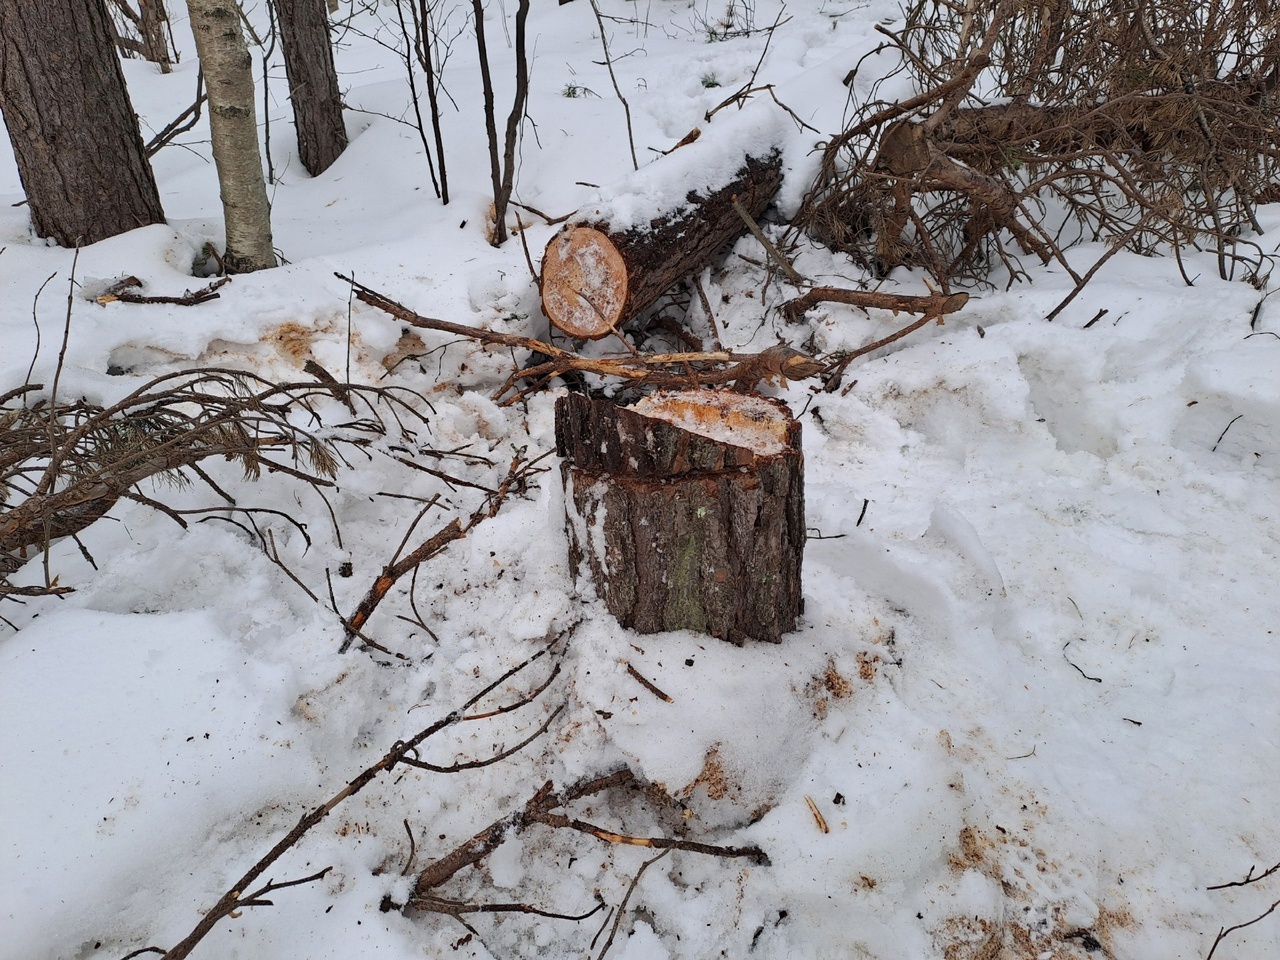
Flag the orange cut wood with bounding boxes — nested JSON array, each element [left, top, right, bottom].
[[540, 150, 785, 340], [541, 227, 629, 338]]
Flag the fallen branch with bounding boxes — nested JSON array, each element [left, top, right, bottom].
[[1, 369, 437, 585], [1208, 858, 1280, 891], [124, 639, 566, 960], [96, 275, 230, 306], [339, 451, 547, 653], [339, 274, 825, 399], [409, 769, 634, 899], [593, 850, 668, 960], [782, 286, 968, 323], [408, 765, 766, 915], [1205, 898, 1280, 960], [730, 195, 806, 286], [818, 302, 964, 392], [531, 812, 767, 861]]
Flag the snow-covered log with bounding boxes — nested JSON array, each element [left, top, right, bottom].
[[540, 117, 788, 339], [557, 389, 804, 644]]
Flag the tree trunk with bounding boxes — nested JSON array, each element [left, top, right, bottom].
[[187, 0, 277, 272], [0, 0, 166, 246], [139, 0, 175, 73], [275, 0, 347, 177], [106, 0, 175, 70], [557, 390, 804, 644], [541, 150, 783, 339]]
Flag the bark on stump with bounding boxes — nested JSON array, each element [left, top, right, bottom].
[[557, 390, 804, 644], [541, 150, 783, 339]]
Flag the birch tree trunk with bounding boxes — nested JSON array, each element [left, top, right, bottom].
[[0, 0, 166, 246], [275, 0, 347, 176], [187, 0, 277, 272]]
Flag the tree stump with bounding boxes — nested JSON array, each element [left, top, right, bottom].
[[556, 390, 804, 644], [541, 150, 784, 339]]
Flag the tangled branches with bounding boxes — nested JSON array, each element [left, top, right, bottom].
[[796, 0, 1280, 294], [0, 368, 433, 603]]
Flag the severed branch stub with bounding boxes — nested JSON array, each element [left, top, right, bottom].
[[557, 389, 803, 644]]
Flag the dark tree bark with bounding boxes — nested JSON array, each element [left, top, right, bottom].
[[541, 150, 783, 339], [275, 0, 347, 177], [557, 390, 804, 644], [107, 0, 176, 72], [137, 0, 175, 72], [0, 0, 166, 246]]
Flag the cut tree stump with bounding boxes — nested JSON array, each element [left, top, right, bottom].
[[541, 150, 784, 339], [556, 389, 804, 644]]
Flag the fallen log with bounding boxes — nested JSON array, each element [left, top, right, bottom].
[[557, 389, 804, 644], [541, 115, 788, 339]]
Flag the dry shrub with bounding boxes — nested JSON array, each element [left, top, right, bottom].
[[796, 0, 1280, 292], [0, 369, 433, 604]]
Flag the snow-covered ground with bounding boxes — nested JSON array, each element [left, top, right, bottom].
[[2, 2, 1278, 959]]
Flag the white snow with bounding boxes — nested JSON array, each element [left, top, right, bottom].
[[1, 2, 1278, 960]]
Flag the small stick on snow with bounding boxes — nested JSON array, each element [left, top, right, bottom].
[[1204, 898, 1280, 960], [804, 796, 829, 834], [1208, 858, 1280, 891], [623, 661, 673, 703], [593, 851, 669, 960]]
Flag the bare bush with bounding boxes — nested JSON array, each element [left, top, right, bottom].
[[107, 0, 176, 73], [0, 368, 432, 603], [795, 0, 1280, 297]]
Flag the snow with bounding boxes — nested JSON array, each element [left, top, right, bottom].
[[2, 2, 1279, 959]]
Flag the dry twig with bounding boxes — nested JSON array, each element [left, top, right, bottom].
[[124, 639, 567, 960], [408, 765, 767, 926]]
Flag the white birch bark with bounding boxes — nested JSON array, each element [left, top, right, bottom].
[[186, 0, 276, 272]]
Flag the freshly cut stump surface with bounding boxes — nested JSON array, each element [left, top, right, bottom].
[[557, 389, 804, 644]]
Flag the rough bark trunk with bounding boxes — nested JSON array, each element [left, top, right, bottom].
[[0, 0, 166, 246], [557, 390, 804, 644], [187, 0, 277, 272], [275, 0, 347, 177], [106, 0, 175, 72], [139, 0, 175, 72], [541, 150, 784, 339]]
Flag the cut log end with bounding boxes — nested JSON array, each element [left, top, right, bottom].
[[540, 146, 784, 339], [541, 227, 628, 339]]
